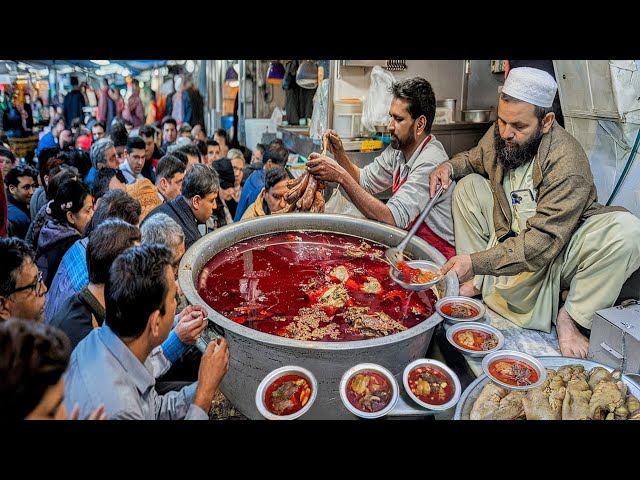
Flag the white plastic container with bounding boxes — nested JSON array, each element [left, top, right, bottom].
[[333, 98, 363, 139]]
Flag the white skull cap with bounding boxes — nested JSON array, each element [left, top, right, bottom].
[[502, 67, 558, 108]]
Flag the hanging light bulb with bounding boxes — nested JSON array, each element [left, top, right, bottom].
[[266, 61, 285, 85], [296, 60, 318, 89]]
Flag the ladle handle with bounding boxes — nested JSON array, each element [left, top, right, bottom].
[[397, 186, 443, 251]]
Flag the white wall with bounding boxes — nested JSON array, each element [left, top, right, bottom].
[[334, 60, 466, 120]]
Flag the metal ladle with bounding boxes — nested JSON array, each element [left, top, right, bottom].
[[385, 186, 444, 289]]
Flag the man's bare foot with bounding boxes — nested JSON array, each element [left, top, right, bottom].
[[459, 280, 481, 297], [556, 306, 589, 358]]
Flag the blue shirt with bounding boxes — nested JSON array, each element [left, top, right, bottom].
[[234, 169, 265, 221], [64, 324, 207, 420], [36, 131, 57, 156], [84, 167, 98, 191]]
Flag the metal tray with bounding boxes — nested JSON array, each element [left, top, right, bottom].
[[454, 356, 640, 420]]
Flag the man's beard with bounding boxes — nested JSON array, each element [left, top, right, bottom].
[[494, 125, 544, 170], [390, 130, 415, 151]]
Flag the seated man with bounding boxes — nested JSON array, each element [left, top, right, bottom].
[[430, 67, 640, 358], [307, 77, 455, 259], [241, 166, 290, 219], [64, 244, 229, 420]]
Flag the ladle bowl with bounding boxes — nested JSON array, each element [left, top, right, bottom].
[[389, 259, 443, 291]]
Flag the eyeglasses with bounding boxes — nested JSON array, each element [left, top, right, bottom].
[[9, 271, 45, 297]]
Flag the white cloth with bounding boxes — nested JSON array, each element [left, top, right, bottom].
[[503, 67, 557, 108]]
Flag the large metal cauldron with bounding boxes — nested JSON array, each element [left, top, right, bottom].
[[180, 214, 458, 419]]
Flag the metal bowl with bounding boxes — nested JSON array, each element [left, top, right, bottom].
[[389, 260, 443, 291], [463, 109, 492, 123], [255, 365, 318, 420], [481, 350, 547, 391], [403, 358, 461, 411], [340, 363, 399, 419], [435, 296, 486, 323], [445, 322, 504, 358]]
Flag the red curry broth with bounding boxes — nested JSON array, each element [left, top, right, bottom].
[[407, 365, 454, 405], [346, 371, 393, 412], [453, 329, 498, 351], [488, 358, 539, 386], [264, 374, 311, 416], [440, 302, 480, 319], [197, 232, 437, 341]]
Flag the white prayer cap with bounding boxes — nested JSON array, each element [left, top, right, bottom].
[[502, 67, 558, 108]]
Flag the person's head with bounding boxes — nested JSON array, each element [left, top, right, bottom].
[[52, 116, 66, 138], [251, 143, 266, 164], [125, 178, 162, 222], [125, 136, 146, 176], [92, 167, 127, 204], [139, 125, 156, 161], [123, 119, 134, 135], [131, 78, 140, 95], [48, 179, 94, 235], [90, 138, 118, 170], [388, 77, 436, 151], [178, 123, 193, 140], [92, 121, 106, 142], [105, 244, 176, 348], [495, 67, 557, 170], [267, 139, 289, 164], [0, 319, 71, 420], [70, 118, 83, 134], [87, 219, 141, 285], [213, 158, 236, 201], [161, 116, 177, 145], [57, 149, 91, 177], [181, 163, 219, 223], [0, 147, 16, 177], [231, 155, 245, 187], [191, 124, 207, 142], [141, 213, 185, 276], [110, 122, 129, 163], [206, 139, 221, 166], [5, 165, 37, 206], [0, 238, 46, 322], [174, 144, 201, 170], [213, 128, 229, 156], [264, 166, 290, 214], [45, 164, 80, 202], [70, 76, 79, 88], [84, 189, 142, 237], [262, 149, 287, 172], [155, 154, 185, 201], [58, 129, 73, 150]]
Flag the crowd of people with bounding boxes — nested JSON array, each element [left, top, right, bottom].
[[1, 65, 639, 420]]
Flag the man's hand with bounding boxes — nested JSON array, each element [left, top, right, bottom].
[[306, 153, 348, 184], [323, 129, 345, 157], [429, 162, 454, 197], [69, 403, 108, 420], [175, 304, 208, 345], [438, 254, 474, 284], [193, 336, 230, 412]]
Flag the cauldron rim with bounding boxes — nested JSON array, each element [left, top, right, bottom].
[[180, 213, 458, 350]]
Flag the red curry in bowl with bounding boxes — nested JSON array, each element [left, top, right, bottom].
[[488, 358, 539, 387], [407, 365, 455, 406], [440, 302, 480, 319], [264, 374, 312, 416], [453, 329, 499, 351], [346, 371, 393, 413]]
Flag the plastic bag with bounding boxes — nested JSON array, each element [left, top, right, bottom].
[[310, 78, 329, 141], [324, 186, 366, 219], [362, 66, 396, 133]]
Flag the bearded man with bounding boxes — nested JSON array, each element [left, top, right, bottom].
[[307, 77, 455, 259], [430, 67, 640, 358]]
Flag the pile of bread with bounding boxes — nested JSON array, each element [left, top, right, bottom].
[[470, 365, 639, 420]]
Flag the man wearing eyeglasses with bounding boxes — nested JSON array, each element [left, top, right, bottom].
[[5, 165, 38, 239], [0, 238, 47, 322]]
